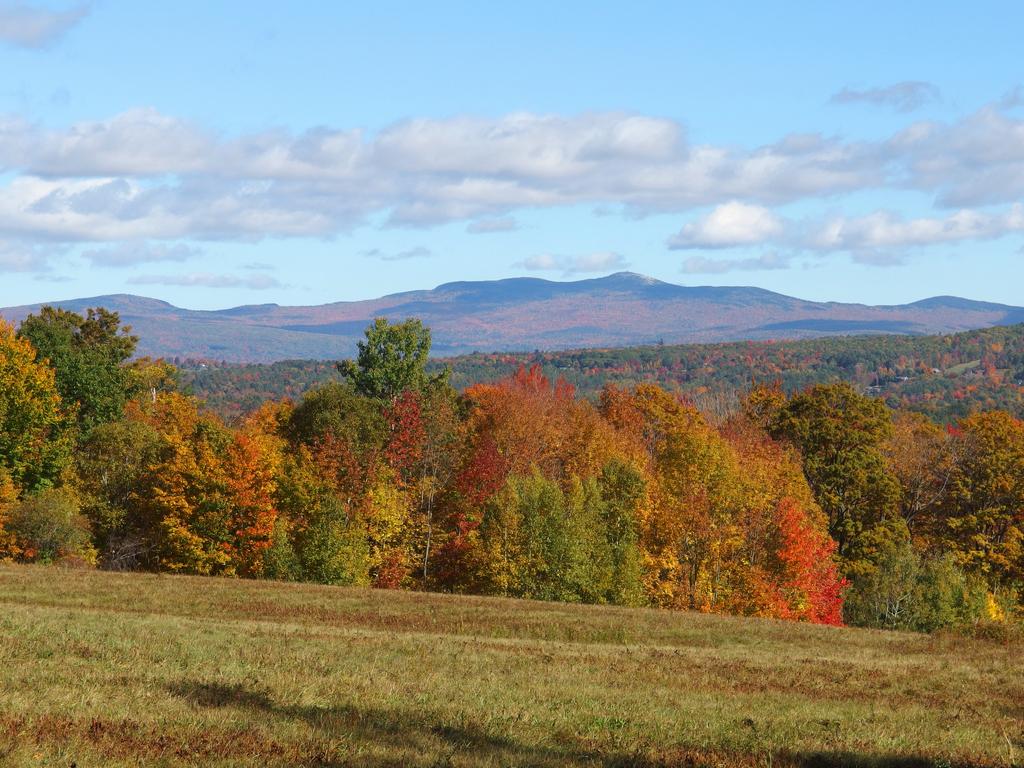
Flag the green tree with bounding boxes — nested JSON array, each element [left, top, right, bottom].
[[75, 418, 166, 566], [18, 306, 139, 433], [844, 534, 988, 632], [286, 381, 385, 449], [758, 382, 899, 572], [478, 472, 626, 605], [337, 317, 446, 402], [263, 515, 300, 581], [296, 495, 370, 586], [564, 477, 616, 604], [597, 459, 647, 606]]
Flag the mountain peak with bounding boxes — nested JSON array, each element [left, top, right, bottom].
[[600, 271, 665, 285]]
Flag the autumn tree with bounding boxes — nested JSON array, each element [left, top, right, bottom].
[[225, 405, 288, 577], [3, 488, 96, 565], [128, 392, 235, 575], [392, 386, 463, 583], [942, 411, 1024, 590], [771, 498, 847, 625], [0, 468, 20, 560], [722, 417, 846, 622], [0, 319, 73, 493], [602, 384, 741, 610], [883, 411, 958, 545]]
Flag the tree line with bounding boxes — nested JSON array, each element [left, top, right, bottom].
[[0, 309, 1020, 631], [180, 321, 1024, 423]]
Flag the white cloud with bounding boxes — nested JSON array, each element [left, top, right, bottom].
[[517, 253, 558, 271], [807, 205, 1024, 251], [667, 201, 1024, 264], [681, 252, 791, 274], [891, 107, 1024, 206], [81, 241, 200, 267], [127, 272, 282, 289], [0, 3, 88, 48], [516, 251, 628, 274], [0, 103, 1023, 261], [668, 202, 785, 249], [830, 82, 940, 112], [0, 108, 884, 240]]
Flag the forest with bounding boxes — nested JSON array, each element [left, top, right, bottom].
[[1, 308, 1022, 633], [180, 321, 1024, 423]]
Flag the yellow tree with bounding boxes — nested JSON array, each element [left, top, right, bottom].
[[944, 411, 1024, 589], [130, 392, 234, 575], [0, 319, 73, 492], [601, 384, 741, 610], [0, 468, 19, 560]]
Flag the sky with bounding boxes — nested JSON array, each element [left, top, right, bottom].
[[0, 1, 1022, 310]]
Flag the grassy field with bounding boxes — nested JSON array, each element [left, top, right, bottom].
[[0, 565, 1020, 767]]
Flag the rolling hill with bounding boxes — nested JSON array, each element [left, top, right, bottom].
[[3, 272, 1023, 363]]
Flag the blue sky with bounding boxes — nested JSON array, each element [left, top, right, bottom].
[[0, 1, 1022, 309]]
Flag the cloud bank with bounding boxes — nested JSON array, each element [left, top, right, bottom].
[[1, 100, 1024, 276]]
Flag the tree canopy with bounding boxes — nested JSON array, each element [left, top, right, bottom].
[[337, 317, 446, 401]]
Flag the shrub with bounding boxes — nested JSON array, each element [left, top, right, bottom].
[[297, 496, 370, 586], [845, 538, 989, 632], [5, 489, 96, 565]]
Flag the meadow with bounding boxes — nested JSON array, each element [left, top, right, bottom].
[[0, 564, 1019, 767]]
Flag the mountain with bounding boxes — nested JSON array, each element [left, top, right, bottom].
[[3, 272, 1022, 363]]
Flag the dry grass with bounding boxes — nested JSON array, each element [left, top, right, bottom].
[[0, 564, 1020, 767]]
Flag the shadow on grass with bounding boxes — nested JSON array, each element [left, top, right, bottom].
[[166, 680, 989, 768]]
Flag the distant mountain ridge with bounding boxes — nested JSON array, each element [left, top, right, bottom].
[[2, 272, 1022, 363]]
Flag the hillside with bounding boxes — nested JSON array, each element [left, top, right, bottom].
[[0, 564, 1018, 767], [3, 272, 1023, 362], [181, 322, 1024, 422]]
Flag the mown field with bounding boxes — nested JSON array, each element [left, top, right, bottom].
[[0, 565, 1020, 767]]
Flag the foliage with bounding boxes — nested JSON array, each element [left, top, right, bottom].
[[285, 381, 385, 448], [11, 308, 1024, 634], [182, 321, 1024, 424], [295, 495, 370, 586], [337, 317, 447, 401], [942, 410, 1024, 587], [18, 306, 139, 432], [753, 382, 899, 571], [3, 488, 96, 565], [844, 537, 990, 632], [74, 418, 166, 566], [0, 319, 73, 493]]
